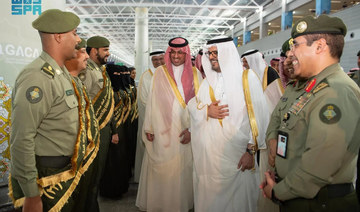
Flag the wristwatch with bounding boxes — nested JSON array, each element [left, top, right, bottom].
[[246, 147, 256, 155]]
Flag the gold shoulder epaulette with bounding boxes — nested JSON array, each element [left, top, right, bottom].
[[87, 62, 96, 70], [313, 79, 329, 94], [41, 63, 55, 78]]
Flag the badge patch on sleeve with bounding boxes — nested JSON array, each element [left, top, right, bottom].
[[319, 104, 341, 124], [26, 86, 43, 103]]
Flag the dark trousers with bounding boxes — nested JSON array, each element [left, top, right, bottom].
[[280, 186, 359, 212], [83, 124, 111, 212]]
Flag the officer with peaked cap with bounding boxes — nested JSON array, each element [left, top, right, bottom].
[[80, 35, 117, 211], [8, 9, 99, 212], [261, 14, 360, 212]]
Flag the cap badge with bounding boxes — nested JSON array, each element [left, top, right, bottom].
[[296, 21, 307, 33], [289, 38, 294, 46]]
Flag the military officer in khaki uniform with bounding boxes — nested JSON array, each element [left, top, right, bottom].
[[81, 36, 117, 211], [8, 9, 94, 212], [261, 15, 360, 212], [64, 38, 102, 212], [347, 51, 360, 87]]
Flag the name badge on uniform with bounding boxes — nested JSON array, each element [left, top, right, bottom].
[[277, 131, 289, 158], [99, 79, 104, 82], [66, 89, 74, 96]]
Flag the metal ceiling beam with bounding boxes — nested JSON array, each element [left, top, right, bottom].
[[78, 23, 231, 28], [66, 3, 260, 10], [77, 13, 243, 21]]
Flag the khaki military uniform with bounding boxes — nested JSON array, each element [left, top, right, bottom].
[[10, 51, 79, 197], [9, 51, 102, 212], [82, 59, 104, 100], [266, 63, 360, 211], [81, 58, 114, 212], [348, 69, 360, 87]]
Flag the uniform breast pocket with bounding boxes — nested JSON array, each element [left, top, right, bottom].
[[65, 94, 78, 109], [285, 116, 299, 130], [96, 78, 104, 89], [278, 101, 288, 113], [284, 115, 306, 156]]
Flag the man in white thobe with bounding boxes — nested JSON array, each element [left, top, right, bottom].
[[241, 49, 284, 112], [188, 36, 269, 212], [136, 37, 202, 212], [241, 49, 283, 212], [134, 49, 165, 183]]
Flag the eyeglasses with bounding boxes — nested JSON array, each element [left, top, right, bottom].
[[205, 50, 218, 57], [290, 41, 307, 51]]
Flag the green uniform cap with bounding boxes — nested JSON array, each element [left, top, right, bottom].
[[291, 14, 347, 38], [76, 38, 87, 50], [87, 36, 110, 48], [281, 38, 291, 55], [32, 9, 80, 33]]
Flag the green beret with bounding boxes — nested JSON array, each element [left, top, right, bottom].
[[76, 38, 86, 50], [87, 36, 110, 48], [281, 38, 291, 55], [32, 9, 80, 33], [291, 15, 347, 38]]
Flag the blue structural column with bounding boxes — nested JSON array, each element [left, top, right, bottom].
[[244, 31, 251, 44], [233, 37, 238, 47], [281, 11, 293, 30], [316, 0, 331, 16]]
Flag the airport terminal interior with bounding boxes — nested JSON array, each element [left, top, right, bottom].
[[0, 0, 359, 211]]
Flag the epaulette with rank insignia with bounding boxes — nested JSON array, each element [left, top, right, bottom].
[[87, 62, 96, 70], [41, 63, 55, 78], [313, 79, 329, 94]]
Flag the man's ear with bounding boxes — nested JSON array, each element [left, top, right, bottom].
[[90, 48, 98, 56], [315, 38, 327, 53], [53, 33, 62, 43]]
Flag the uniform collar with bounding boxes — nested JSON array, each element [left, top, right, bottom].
[[88, 58, 101, 70], [294, 63, 339, 92], [304, 63, 340, 92]]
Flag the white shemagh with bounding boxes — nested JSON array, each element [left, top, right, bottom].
[[202, 36, 269, 147], [202, 37, 245, 127], [243, 50, 267, 82], [148, 49, 165, 73]]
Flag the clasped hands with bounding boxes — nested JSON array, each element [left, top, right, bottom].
[[145, 128, 191, 144], [260, 138, 279, 200]]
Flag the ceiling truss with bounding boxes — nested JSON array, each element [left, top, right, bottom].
[[66, 0, 266, 65]]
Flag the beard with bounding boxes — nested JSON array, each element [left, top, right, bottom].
[[96, 52, 107, 65]]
